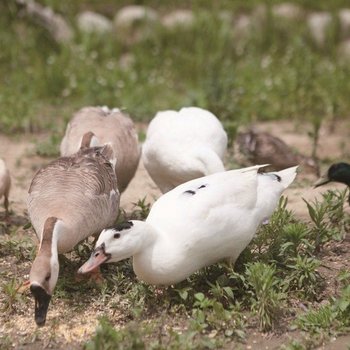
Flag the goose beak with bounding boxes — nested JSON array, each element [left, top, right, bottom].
[[30, 284, 52, 327], [78, 243, 111, 274], [313, 174, 330, 188]]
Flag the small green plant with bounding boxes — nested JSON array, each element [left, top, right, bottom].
[[35, 133, 61, 157], [304, 189, 348, 253], [130, 197, 152, 221], [245, 262, 285, 331], [252, 196, 294, 262], [295, 284, 350, 335], [279, 222, 313, 258], [1, 277, 24, 313], [84, 317, 146, 350], [284, 255, 322, 300]]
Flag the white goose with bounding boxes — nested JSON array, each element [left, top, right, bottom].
[[28, 144, 119, 326], [142, 107, 228, 193], [60, 106, 141, 193], [0, 158, 11, 217], [79, 165, 297, 285]]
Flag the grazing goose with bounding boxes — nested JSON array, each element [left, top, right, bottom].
[[28, 144, 119, 326], [142, 107, 228, 193], [0, 158, 11, 217], [314, 162, 350, 204], [79, 165, 297, 285], [60, 106, 140, 193], [235, 130, 319, 175]]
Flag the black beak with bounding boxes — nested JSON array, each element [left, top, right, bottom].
[[313, 175, 330, 188], [30, 284, 52, 327]]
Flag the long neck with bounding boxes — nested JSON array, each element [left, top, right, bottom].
[[195, 146, 225, 175], [30, 217, 61, 292], [130, 220, 159, 256]]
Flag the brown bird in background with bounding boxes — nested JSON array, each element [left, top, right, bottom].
[[234, 130, 319, 175]]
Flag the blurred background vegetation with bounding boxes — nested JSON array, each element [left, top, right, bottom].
[[1, 0, 350, 135]]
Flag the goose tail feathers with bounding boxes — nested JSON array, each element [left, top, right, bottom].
[[273, 165, 298, 189]]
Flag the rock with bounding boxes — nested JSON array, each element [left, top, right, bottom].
[[114, 5, 158, 29], [233, 14, 252, 39], [338, 8, 350, 38], [77, 11, 113, 34], [114, 5, 158, 44], [338, 39, 350, 60], [272, 2, 304, 20], [307, 12, 332, 46], [162, 9, 194, 29]]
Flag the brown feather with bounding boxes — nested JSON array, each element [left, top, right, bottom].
[[60, 107, 140, 192]]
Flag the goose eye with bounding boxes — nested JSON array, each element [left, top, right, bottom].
[[114, 233, 121, 239], [45, 273, 51, 281]]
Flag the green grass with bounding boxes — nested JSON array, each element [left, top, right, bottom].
[[1, 1, 350, 134], [1, 0, 350, 348]]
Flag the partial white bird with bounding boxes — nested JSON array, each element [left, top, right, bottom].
[[0, 158, 11, 217], [28, 144, 119, 326], [142, 107, 228, 193], [60, 106, 140, 193], [79, 165, 298, 285]]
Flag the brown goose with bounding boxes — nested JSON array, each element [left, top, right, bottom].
[[0, 158, 11, 217], [28, 144, 119, 326], [235, 130, 319, 175], [60, 106, 141, 193]]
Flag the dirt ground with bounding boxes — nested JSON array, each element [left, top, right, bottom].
[[0, 119, 350, 349]]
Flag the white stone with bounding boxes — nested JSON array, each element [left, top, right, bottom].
[[162, 9, 194, 29], [233, 14, 252, 39], [77, 11, 113, 34], [114, 5, 158, 29], [338, 39, 350, 59], [339, 9, 350, 38], [272, 3, 304, 20], [307, 12, 332, 46]]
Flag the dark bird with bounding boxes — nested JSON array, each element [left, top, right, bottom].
[[314, 162, 350, 204], [235, 130, 319, 174]]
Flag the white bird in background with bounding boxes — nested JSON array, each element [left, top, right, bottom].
[[142, 107, 228, 193], [79, 165, 298, 286], [60, 106, 141, 193]]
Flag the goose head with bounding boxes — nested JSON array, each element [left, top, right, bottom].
[[78, 221, 151, 274], [29, 217, 62, 326], [314, 162, 350, 187]]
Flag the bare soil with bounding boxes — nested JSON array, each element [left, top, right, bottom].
[[0, 120, 349, 349]]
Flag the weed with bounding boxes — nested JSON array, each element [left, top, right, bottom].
[[35, 133, 61, 157], [245, 262, 285, 331], [251, 196, 294, 262], [284, 255, 323, 300], [279, 222, 313, 258], [130, 197, 152, 221], [84, 316, 146, 350], [1, 277, 25, 313], [304, 189, 348, 253]]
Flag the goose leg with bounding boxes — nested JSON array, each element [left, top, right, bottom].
[[4, 194, 9, 218]]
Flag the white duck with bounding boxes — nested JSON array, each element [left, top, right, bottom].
[[79, 165, 297, 285], [28, 144, 119, 326], [0, 158, 11, 217], [60, 106, 141, 193], [142, 107, 228, 193]]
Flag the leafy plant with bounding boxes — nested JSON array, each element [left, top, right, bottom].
[[284, 255, 322, 300], [304, 189, 348, 253], [1, 277, 25, 313], [245, 262, 285, 331], [251, 196, 295, 262], [84, 317, 145, 350]]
